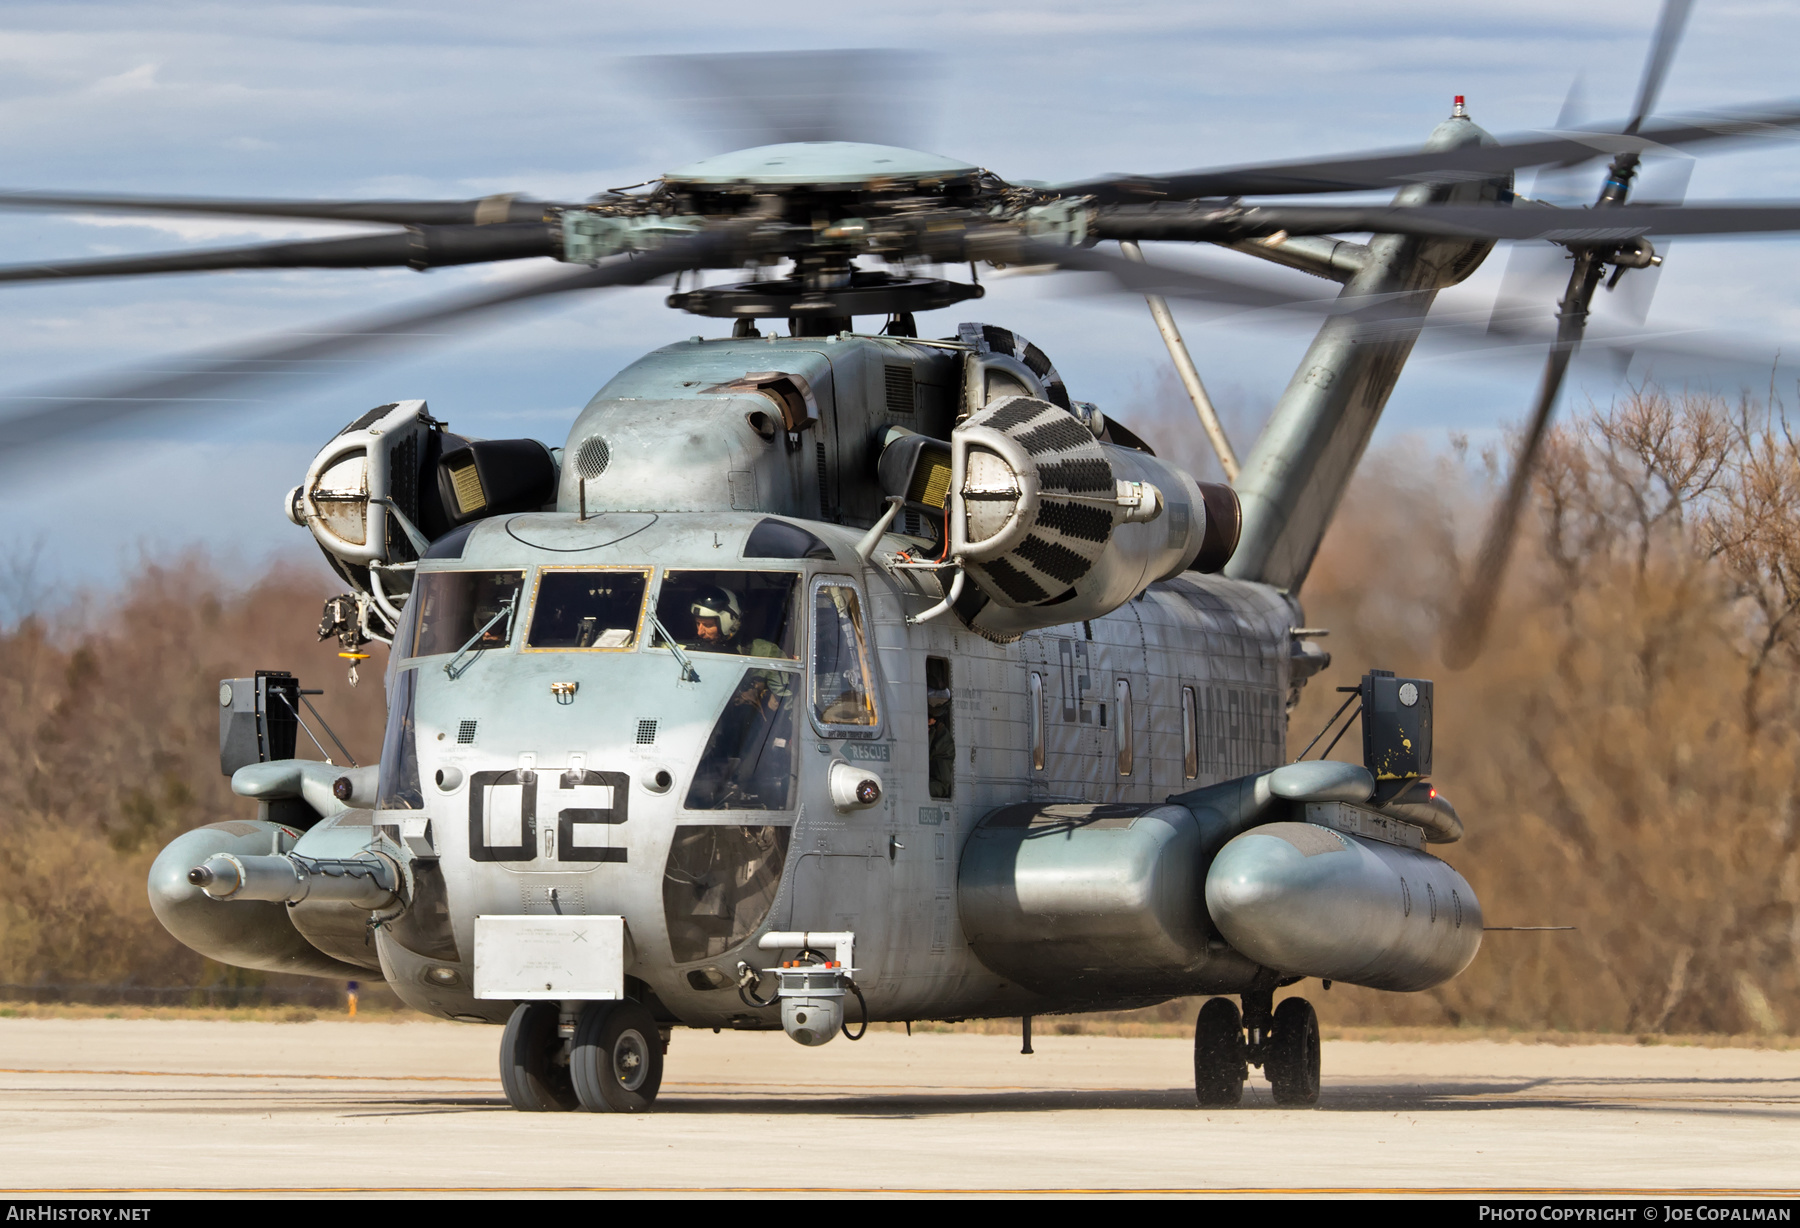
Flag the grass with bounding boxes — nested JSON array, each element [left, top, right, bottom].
[[1, 1003, 1794, 1048]]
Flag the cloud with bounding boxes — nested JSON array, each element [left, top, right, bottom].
[[89, 62, 160, 95]]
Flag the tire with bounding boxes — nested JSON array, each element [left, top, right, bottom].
[[1267, 996, 1321, 1107], [570, 1000, 664, 1113], [1193, 996, 1246, 1107], [499, 1002, 578, 1112]]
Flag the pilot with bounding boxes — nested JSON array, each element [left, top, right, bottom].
[[691, 586, 781, 657]]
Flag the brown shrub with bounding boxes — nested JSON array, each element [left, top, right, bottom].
[[1298, 390, 1800, 1034], [0, 553, 388, 997]]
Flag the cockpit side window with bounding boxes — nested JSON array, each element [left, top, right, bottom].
[[812, 582, 878, 729], [653, 571, 799, 659], [407, 570, 525, 658], [684, 667, 800, 811], [375, 666, 423, 810], [525, 567, 649, 651]]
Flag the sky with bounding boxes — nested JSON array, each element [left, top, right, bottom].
[[0, 0, 1797, 601]]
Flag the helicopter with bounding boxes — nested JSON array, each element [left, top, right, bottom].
[[6, 3, 1800, 1112]]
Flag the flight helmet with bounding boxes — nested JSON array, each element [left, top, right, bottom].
[[690, 586, 742, 639]]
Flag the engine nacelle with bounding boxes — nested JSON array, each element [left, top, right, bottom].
[[938, 397, 1230, 640], [288, 401, 562, 641]]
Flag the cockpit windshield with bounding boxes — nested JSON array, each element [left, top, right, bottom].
[[525, 568, 649, 650], [407, 570, 525, 658], [653, 571, 799, 659]]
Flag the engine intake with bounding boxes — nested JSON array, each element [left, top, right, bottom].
[[941, 396, 1215, 639]]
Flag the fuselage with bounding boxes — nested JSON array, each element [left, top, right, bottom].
[[372, 508, 1297, 1027]]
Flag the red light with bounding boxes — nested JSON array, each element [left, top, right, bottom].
[[1454, 95, 1464, 107], [1428, 786, 1437, 799]]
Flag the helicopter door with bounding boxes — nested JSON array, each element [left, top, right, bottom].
[[784, 575, 893, 978]]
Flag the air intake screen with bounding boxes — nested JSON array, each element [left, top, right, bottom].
[[907, 451, 953, 511], [448, 464, 486, 516]]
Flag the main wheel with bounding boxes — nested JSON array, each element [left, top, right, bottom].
[[570, 1000, 664, 1113], [1193, 996, 1246, 1107], [1266, 996, 1321, 1106], [499, 1002, 578, 1112]]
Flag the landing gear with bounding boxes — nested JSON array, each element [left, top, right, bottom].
[[1193, 997, 1247, 1107], [1191, 988, 1323, 1108], [1266, 997, 1321, 1106], [499, 1002, 578, 1112], [571, 1000, 664, 1112]]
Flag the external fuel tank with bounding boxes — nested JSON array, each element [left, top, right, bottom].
[[1205, 821, 1482, 992]]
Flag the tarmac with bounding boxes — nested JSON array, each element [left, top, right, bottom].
[[0, 1017, 1796, 1198]]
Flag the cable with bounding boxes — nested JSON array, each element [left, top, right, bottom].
[[1318, 703, 1363, 761], [842, 978, 868, 1041], [735, 962, 777, 1009], [1295, 689, 1359, 760]]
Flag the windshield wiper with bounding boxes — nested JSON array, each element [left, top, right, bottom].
[[647, 611, 701, 683], [444, 595, 516, 680]]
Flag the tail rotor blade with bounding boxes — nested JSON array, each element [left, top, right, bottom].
[[1629, 0, 1696, 134]]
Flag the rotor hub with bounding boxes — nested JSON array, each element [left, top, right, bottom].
[[667, 264, 983, 322]]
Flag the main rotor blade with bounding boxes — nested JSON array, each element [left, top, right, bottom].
[[0, 223, 563, 284], [0, 191, 567, 226], [1054, 98, 1800, 203], [1440, 312, 1584, 669], [1060, 237, 1791, 383], [1092, 200, 1800, 244], [0, 230, 730, 459], [995, 235, 1367, 315], [1629, 0, 1696, 134]]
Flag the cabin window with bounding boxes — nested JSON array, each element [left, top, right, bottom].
[[375, 666, 422, 810], [812, 582, 879, 729], [1115, 678, 1134, 776], [525, 567, 649, 650], [927, 656, 954, 799], [1182, 685, 1199, 780], [1028, 671, 1045, 771], [407, 570, 525, 658], [662, 824, 792, 963], [652, 570, 800, 658], [684, 668, 800, 811]]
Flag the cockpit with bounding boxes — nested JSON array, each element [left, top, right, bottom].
[[376, 517, 883, 813]]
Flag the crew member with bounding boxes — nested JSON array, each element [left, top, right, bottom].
[[691, 586, 780, 657]]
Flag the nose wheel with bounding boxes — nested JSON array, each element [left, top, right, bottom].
[[499, 1002, 579, 1112], [571, 999, 665, 1112]]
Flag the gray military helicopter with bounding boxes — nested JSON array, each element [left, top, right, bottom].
[[7, 3, 1800, 1110]]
